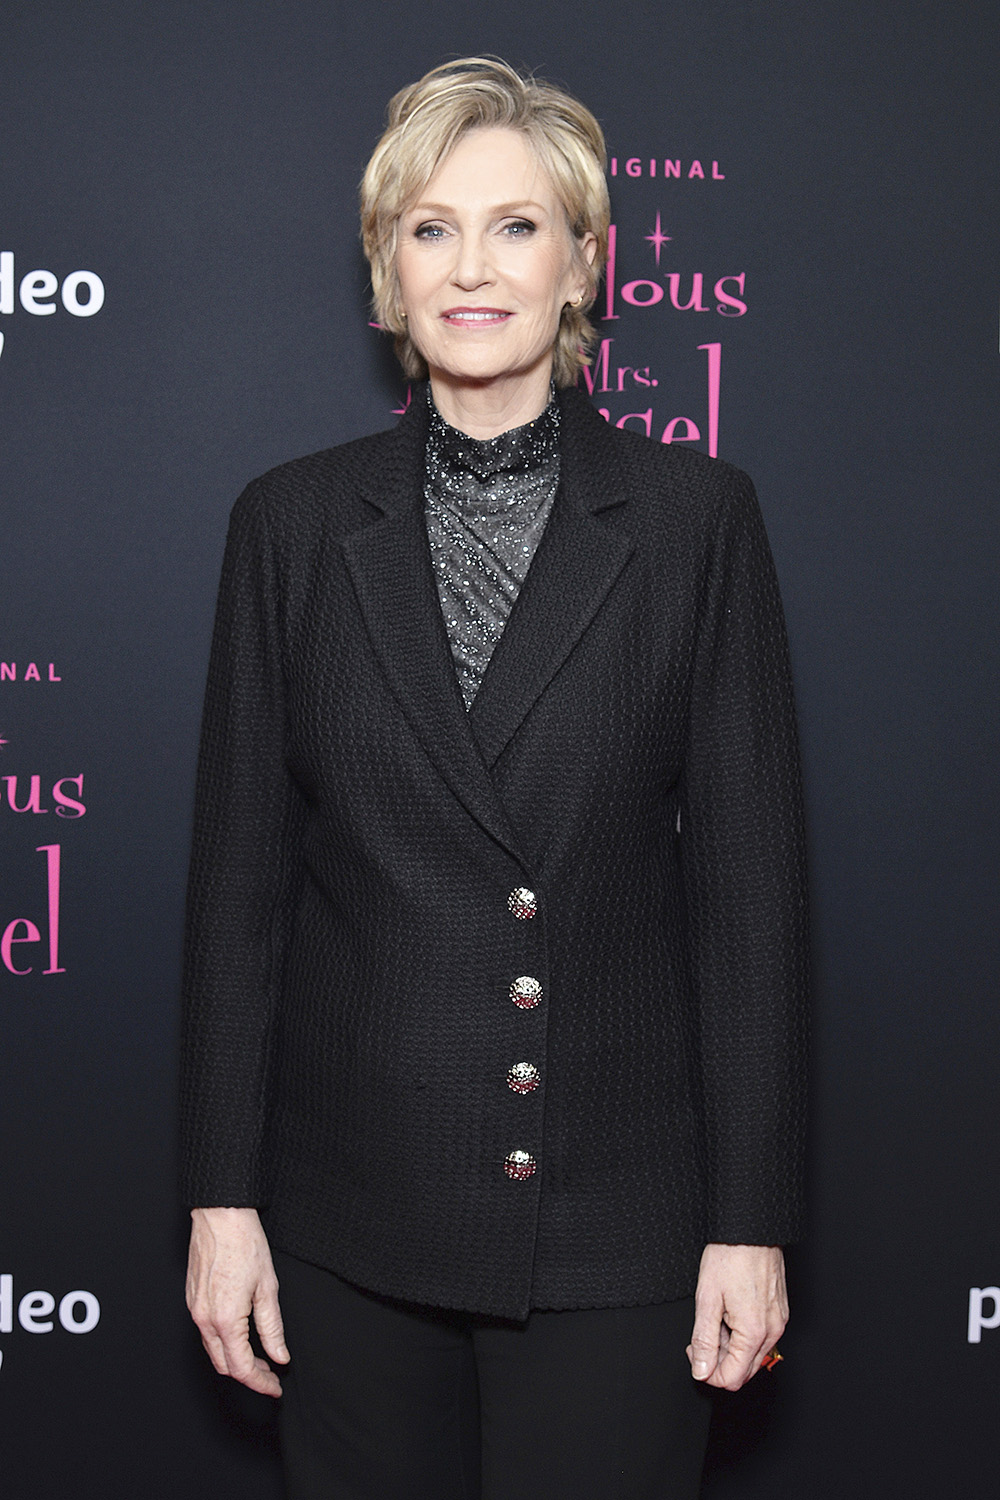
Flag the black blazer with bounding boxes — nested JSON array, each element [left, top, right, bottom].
[[180, 385, 808, 1320]]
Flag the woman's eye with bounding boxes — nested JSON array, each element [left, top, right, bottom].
[[503, 219, 536, 237], [413, 223, 446, 239]]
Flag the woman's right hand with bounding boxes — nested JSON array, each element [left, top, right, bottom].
[[186, 1206, 290, 1398]]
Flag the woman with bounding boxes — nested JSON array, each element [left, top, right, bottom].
[[181, 57, 808, 1499]]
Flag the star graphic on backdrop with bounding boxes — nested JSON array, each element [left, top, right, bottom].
[[644, 212, 671, 265], [0, 734, 8, 748]]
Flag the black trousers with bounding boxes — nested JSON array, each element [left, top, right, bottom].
[[274, 1251, 712, 1500]]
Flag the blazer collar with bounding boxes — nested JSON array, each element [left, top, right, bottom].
[[343, 384, 634, 864], [359, 383, 628, 521]]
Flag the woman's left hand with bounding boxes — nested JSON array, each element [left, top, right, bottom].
[[687, 1243, 788, 1390]]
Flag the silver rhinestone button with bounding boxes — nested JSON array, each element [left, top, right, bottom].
[[510, 975, 542, 1009], [507, 1062, 540, 1095], [504, 1150, 536, 1180], [508, 887, 537, 920]]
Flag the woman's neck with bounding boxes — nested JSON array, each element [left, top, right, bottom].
[[427, 364, 555, 439]]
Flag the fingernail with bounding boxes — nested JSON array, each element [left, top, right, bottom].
[[693, 1361, 708, 1378]]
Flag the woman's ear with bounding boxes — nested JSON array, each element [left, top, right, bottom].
[[570, 231, 599, 303]]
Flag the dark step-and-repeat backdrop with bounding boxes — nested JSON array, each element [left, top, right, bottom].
[[2, 3, 997, 1494]]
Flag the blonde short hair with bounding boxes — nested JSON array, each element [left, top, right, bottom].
[[360, 57, 610, 388]]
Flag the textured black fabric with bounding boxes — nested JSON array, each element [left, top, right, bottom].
[[180, 383, 809, 1320]]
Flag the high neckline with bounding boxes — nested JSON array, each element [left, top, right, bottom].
[[427, 389, 559, 484]]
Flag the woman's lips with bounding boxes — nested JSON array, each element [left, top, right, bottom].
[[440, 308, 512, 325]]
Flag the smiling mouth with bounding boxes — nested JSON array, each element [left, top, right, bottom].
[[441, 308, 512, 324]]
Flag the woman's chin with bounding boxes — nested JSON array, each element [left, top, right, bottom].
[[429, 351, 552, 394]]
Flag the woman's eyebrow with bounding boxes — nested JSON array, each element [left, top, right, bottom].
[[406, 199, 549, 217]]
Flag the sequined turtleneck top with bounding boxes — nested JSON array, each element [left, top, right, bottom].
[[424, 392, 561, 709]]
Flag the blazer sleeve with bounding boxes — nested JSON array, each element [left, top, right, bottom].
[[179, 482, 308, 1208], [678, 470, 809, 1246]]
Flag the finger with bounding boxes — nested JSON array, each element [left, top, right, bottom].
[[688, 1302, 723, 1381], [216, 1316, 258, 1380], [198, 1328, 232, 1378], [744, 1326, 785, 1383], [748, 1315, 788, 1380], [199, 1322, 284, 1397], [237, 1354, 284, 1399], [217, 1318, 285, 1398], [253, 1282, 291, 1366], [191, 1300, 243, 1377], [713, 1325, 765, 1391]]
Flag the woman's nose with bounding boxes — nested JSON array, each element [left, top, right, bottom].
[[451, 234, 492, 290]]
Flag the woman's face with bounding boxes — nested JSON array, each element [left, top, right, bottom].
[[395, 128, 594, 405]]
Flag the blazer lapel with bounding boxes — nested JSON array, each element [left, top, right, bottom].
[[342, 395, 526, 864], [343, 387, 634, 846], [468, 391, 634, 768]]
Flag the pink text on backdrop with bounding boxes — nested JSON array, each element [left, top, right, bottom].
[[584, 340, 722, 457], [609, 159, 726, 180], [1, 844, 64, 976], [602, 226, 746, 323], [0, 663, 62, 682], [1, 775, 86, 817]]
